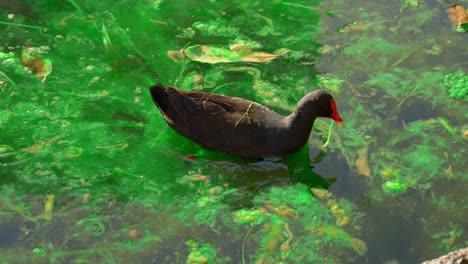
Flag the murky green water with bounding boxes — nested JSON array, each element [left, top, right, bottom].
[[1, 0, 467, 263]]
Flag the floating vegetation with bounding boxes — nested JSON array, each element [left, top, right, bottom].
[[447, 4, 468, 32], [444, 72, 468, 100], [21, 46, 53, 80], [179, 45, 291, 64], [0, 0, 467, 263]]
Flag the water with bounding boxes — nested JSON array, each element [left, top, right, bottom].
[[1, 0, 467, 263]]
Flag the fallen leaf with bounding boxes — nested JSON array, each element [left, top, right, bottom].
[[448, 5, 468, 27], [444, 165, 453, 177], [21, 46, 53, 78], [167, 50, 185, 63], [208, 186, 222, 195], [182, 45, 290, 64], [128, 229, 138, 238], [184, 45, 238, 63], [188, 174, 210, 183], [43, 195, 55, 220], [241, 50, 290, 63], [83, 193, 90, 203], [355, 149, 371, 177], [23, 135, 61, 153], [310, 188, 333, 200], [32, 59, 52, 78], [339, 21, 369, 33], [264, 202, 299, 219]]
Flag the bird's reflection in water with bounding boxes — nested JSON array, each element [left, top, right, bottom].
[[189, 146, 336, 208]]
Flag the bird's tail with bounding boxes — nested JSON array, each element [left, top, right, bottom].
[[149, 84, 170, 112]]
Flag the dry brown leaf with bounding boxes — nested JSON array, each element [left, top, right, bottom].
[[310, 188, 333, 200], [22, 135, 61, 153], [128, 229, 138, 238], [182, 45, 290, 64], [241, 50, 291, 63], [83, 193, 91, 203], [448, 4, 468, 27], [42, 195, 55, 220], [355, 149, 371, 177], [264, 202, 299, 219], [23, 59, 52, 78], [184, 45, 231, 64], [167, 50, 185, 63], [444, 165, 454, 177], [21, 47, 53, 79]]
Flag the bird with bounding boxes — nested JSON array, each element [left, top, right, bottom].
[[149, 84, 343, 158]]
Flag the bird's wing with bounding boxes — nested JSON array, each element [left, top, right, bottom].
[[168, 89, 268, 150], [181, 91, 256, 113], [163, 88, 237, 147]]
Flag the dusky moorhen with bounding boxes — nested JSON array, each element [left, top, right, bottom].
[[150, 84, 343, 158]]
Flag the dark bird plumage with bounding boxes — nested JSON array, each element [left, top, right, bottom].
[[150, 84, 343, 158]]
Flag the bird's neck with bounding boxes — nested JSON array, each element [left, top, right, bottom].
[[283, 110, 317, 149]]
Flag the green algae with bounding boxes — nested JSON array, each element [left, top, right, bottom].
[[185, 239, 220, 264], [235, 186, 366, 263], [1, 0, 467, 263], [382, 180, 408, 195], [444, 72, 468, 100]]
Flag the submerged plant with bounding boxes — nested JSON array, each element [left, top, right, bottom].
[[1, 0, 467, 263], [444, 72, 468, 100]]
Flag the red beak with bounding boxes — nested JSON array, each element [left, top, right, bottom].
[[330, 99, 343, 127]]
